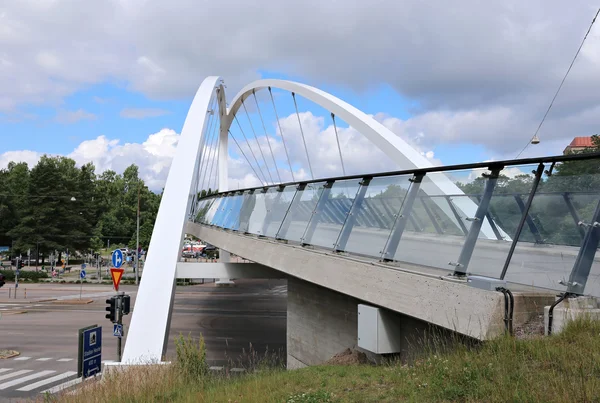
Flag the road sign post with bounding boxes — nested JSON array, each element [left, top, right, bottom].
[[78, 324, 102, 378], [79, 268, 86, 300]]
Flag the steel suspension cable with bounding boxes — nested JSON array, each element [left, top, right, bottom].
[[207, 125, 220, 193], [199, 97, 220, 192], [229, 129, 266, 186], [242, 98, 274, 184], [268, 87, 295, 182], [201, 109, 220, 192], [292, 92, 314, 180], [254, 89, 282, 183], [195, 96, 218, 199], [331, 113, 347, 177], [234, 114, 269, 184]]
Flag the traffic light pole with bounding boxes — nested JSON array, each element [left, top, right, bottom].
[[106, 290, 130, 362], [117, 291, 124, 362]]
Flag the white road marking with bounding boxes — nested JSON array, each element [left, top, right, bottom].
[[13, 357, 31, 361], [56, 358, 73, 362], [36, 358, 52, 361], [0, 370, 56, 390], [0, 370, 32, 382], [39, 376, 82, 394], [17, 371, 77, 392]]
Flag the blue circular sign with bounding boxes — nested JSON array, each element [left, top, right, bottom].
[[80, 270, 86, 279], [82, 263, 87, 270], [111, 249, 124, 269]]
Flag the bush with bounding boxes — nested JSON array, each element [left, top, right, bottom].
[[0, 270, 48, 282], [175, 333, 209, 381]]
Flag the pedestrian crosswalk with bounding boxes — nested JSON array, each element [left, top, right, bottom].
[[0, 303, 43, 312], [0, 356, 82, 395]]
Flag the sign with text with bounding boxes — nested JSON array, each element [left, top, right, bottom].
[[78, 325, 102, 378], [110, 268, 124, 291]]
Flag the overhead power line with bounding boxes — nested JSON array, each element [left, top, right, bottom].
[[516, 7, 600, 158]]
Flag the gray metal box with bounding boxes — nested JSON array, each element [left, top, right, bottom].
[[467, 275, 507, 291], [357, 304, 402, 354]]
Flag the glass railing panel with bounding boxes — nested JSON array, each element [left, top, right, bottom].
[[465, 164, 540, 278], [194, 197, 214, 223], [503, 159, 600, 296], [257, 186, 297, 238], [222, 193, 245, 230], [277, 182, 326, 243], [222, 192, 250, 231], [386, 169, 497, 271], [206, 196, 225, 225], [340, 175, 413, 258], [301, 179, 361, 249]]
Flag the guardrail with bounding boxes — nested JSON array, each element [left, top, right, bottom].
[[193, 152, 600, 296]]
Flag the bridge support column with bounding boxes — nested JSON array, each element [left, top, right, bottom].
[[287, 277, 437, 369]]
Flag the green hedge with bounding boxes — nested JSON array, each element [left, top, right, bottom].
[[0, 270, 49, 282]]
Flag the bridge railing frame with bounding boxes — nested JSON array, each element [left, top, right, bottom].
[[195, 151, 600, 297]]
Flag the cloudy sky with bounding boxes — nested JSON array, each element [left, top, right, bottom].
[[1, 1, 599, 190]]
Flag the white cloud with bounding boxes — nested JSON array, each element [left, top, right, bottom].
[[55, 108, 97, 124], [0, 129, 180, 191], [2, 1, 600, 157], [0, 150, 41, 169], [120, 107, 170, 119]]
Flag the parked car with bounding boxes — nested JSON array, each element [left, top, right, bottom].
[[0, 273, 5, 288]]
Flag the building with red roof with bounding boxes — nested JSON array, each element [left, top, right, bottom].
[[563, 136, 594, 155]]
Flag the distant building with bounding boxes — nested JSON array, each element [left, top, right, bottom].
[[563, 136, 594, 155]]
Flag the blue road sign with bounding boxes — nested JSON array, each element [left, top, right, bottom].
[[111, 249, 124, 268], [113, 323, 123, 337], [80, 270, 86, 279], [81, 326, 102, 378], [81, 263, 87, 270]]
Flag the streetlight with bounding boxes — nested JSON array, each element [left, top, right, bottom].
[[70, 196, 76, 201]]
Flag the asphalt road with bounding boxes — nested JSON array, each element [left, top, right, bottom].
[[0, 279, 287, 401]]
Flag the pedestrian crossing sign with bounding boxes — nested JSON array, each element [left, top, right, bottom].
[[113, 323, 123, 337]]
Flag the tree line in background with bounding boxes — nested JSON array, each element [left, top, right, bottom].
[[0, 155, 162, 263]]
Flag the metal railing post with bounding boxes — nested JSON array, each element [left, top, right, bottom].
[[565, 198, 600, 295], [381, 173, 425, 261], [513, 195, 544, 244], [420, 197, 444, 235], [500, 163, 545, 279], [450, 166, 502, 276], [301, 181, 335, 245], [334, 177, 371, 252], [445, 196, 469, 235], [275, 184, 306, 240], [476, 195, 503, 240], [562, 192, 586, 241]]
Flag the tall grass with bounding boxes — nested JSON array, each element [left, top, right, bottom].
[[49, 319, 600, 402]]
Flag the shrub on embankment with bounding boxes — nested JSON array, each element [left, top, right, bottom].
[[51, 319, 600, 403]]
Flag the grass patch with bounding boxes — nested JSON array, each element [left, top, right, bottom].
[[52, 319, 600, 402]]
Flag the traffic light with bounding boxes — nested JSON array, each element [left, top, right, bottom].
[[105, 297, 117, 322], [18, 259, 24, 269], [122, 295, 131, 315]]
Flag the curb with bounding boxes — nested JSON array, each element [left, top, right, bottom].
[[51, 299, 94, 305], [2, 311, 28, 316]]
